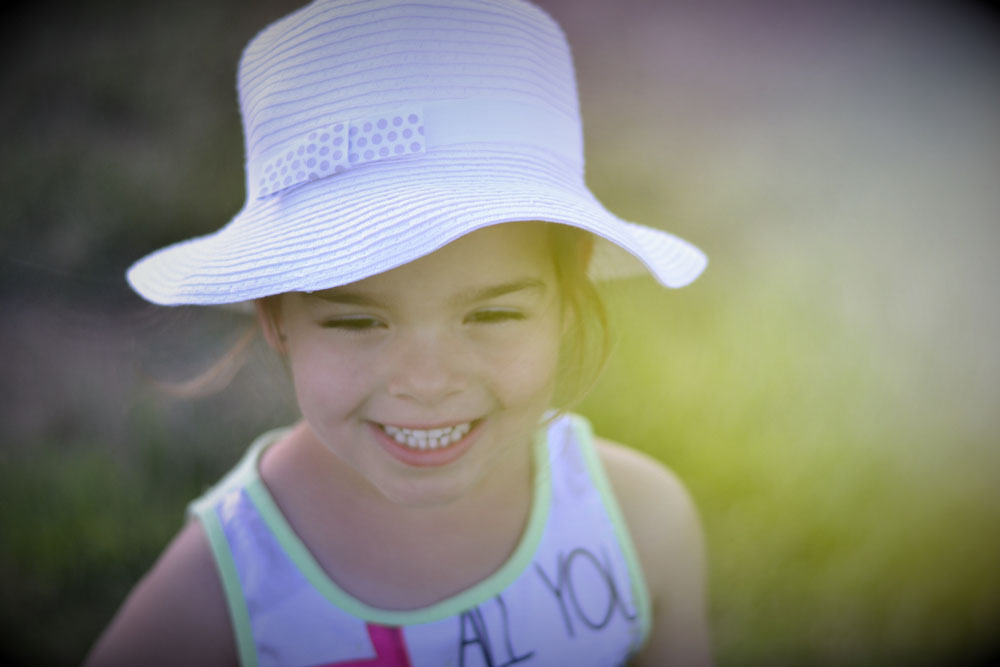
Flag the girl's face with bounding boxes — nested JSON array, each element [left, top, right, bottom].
[[266, 222, 564, 507]]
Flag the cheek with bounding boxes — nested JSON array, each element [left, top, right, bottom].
[[484, 324, 563, 403], [286, 340, 374, 415]]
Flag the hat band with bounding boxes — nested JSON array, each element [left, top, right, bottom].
[[248, 99, 581, 200]]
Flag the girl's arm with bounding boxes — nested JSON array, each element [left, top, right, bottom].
[[597, 438, 713, 667], [84, 520, 236, 667]]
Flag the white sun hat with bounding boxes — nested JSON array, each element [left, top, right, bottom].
[[127, 0, 707, 306]]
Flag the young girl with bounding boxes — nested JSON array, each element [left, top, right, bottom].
[[88, 1, 711, 665]]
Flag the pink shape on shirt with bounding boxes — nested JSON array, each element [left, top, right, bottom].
[[317, 623, 413, 666]]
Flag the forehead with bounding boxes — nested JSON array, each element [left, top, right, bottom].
[[322, 222, 553, 294]]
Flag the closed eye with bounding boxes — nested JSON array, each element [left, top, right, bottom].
[[465, 309, 526, 324], [320, 317, 385, 331]]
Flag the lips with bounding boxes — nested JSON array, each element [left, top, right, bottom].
[[371, 419, 482, 467]]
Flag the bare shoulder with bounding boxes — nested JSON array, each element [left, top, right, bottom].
[[595, 436, 713, 666], [595, 438, 697, 529], [595, 438, 702, 569], [84, 519, 236, 667]]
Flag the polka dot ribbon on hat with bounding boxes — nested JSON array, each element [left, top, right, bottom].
[[251, 109, 427, 199]]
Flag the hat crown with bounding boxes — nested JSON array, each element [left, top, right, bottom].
[[237, 0, 582, 165]]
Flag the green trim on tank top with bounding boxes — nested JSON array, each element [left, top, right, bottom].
[[572, 416, 653, 650], [189, 430, 288, 667], [238, 425, 553, 626], [187, 428, 289, 521], [194, 498, 260, 667]]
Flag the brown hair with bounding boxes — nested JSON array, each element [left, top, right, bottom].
[[546, 223, 611, 411]]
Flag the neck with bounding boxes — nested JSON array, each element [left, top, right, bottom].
[[264, 420, 536, 536], [259, 420, 539, 609]]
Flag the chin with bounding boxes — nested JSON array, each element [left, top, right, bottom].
[[374, 473, 480, 509]]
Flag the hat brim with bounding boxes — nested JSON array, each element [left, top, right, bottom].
[[127, 147, 707, 305]]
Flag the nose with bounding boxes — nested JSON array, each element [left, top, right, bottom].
[[386, 329, 466, 405]]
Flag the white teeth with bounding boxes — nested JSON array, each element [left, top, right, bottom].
[[381, 421, 472, 450]]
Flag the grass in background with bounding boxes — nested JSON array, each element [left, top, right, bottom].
[[0, 442, 187, 665], [0, 304, 297, 665], [581, 257, 1000, 665]]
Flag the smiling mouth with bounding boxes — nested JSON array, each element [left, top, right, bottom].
[[378, 422, 474, 451]]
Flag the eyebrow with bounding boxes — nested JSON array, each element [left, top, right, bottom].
[[307, 290, 380, 306], [455, 278, 547, 304], [307, 278, 547, 306]]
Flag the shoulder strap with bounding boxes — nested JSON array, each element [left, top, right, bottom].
[[186, 428, 287, 520], [186, 429, 288, 667], [191, 502, 259, 667], [567, 414, 654, 648]]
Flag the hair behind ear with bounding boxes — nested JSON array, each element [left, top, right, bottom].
[[547, 224, 610, 411], [255, 296, 286, 354], [157, 325, 259, 397]]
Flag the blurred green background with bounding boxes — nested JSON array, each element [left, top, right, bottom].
[[2, 0, 998, 664]]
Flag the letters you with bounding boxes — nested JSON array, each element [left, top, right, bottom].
[[534, 546, 637, 637]]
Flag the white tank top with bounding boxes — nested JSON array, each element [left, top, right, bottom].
[[190, 414, 651, 667]]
